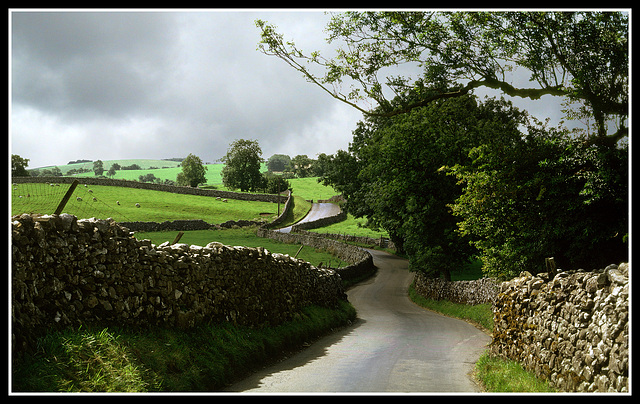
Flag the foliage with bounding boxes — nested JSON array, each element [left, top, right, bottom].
[[93, 160, 104, 176], [449, 119, 628, 279], [176, 153, 208, 188], [257, 11, 628, 145], [261, 171, 290, 195], [266, 154, 291, 172], [321, 96, 526, 280], [288, 154, 314, 178], [11, 154, 30, 177], [221, 139, 265, 192], [138, 173, 159, 183]]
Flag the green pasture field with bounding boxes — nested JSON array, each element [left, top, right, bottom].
[[287, 177, 338, 201], [70, 163, 227, 185], [11, 183, 278, 224], [308, 213, 389, 239], [134, 227, 349, 269]]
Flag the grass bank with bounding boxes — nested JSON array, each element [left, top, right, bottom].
[[12, 302, 356, 392]]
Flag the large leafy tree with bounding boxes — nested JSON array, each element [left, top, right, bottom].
[[221, 139, 264, 192], [449, 120, 628, 279], [11, 154, 30, 177], [177, 153, 208, 187], [321, 95, 527, 280], [257, 11, 628, 146], [263, 11, 629, 279]]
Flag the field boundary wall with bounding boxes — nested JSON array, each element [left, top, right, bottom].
[[291, 210, 347, 232], [412, 264, 629, 392], [12, 176, 284, 203], [295, 229, 396, 250], [256, 228, 375, 283], [11, 213, 346, 353]]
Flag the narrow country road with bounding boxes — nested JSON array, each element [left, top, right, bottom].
[[225, 248, 491, 393], [277, 202, 341, 233]]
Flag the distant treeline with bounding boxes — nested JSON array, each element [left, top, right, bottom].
[[67, 159, 93, 165]]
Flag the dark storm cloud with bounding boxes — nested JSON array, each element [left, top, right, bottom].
[[10, 9, 575, 169], [12, 11, 180, 119], [10, 10, 361, 168]]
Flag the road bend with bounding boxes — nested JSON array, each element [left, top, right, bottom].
[[276, 202, 341, 233], [225, 249, 491, 393]]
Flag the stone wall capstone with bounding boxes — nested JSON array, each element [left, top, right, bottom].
[[11, 213, 346, 353]]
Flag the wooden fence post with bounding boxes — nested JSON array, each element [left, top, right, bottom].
[[54, 180, 79, 215]]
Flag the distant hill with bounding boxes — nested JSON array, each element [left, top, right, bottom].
[[32, 159, 185, 174], [28, 159, 243, 187]]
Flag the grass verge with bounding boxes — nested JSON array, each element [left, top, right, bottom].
[[272, 195, 312, 229], [474, 352, 556, 393], [12, 302, 356, 392], [408, 282, 494, 332]]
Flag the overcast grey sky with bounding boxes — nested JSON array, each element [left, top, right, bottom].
[[10, 9, 573, 169]]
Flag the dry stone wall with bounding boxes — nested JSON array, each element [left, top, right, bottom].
[[413, 274, 497, 306], [412, 262, 629, 393], [118, 219, 263, 232], [491, 264, 629, 392], [296, 229, 397, 251], [11, 213, 346, 353], [256, 228, 375, 283], [291, 210, 347, 232], [12, 176, 285, 203]]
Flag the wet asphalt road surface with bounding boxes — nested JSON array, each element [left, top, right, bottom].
[[276, 203, 341, 233], [225, 249, 491, 393]]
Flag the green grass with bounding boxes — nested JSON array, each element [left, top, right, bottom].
[[11, 183, 278, 223], [12, 302, 357, 392], [288, 177, 338, 201], [308, 213, 389, 239], [408, 282, 494, 332], [474, 352, 556, 392], [134, 227, 349, 269], [72, 164, 227, 186], [35, 159, 182, 175], [272, 195, 313, 229], [449, 259, 484, 281]]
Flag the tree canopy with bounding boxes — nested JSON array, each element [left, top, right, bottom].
[[11, 154, 30, 177], [221, 139, 264, 192], [259, 10, 629, 280], [257, 11, 628, 146], [177, 153, 208, 187]]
